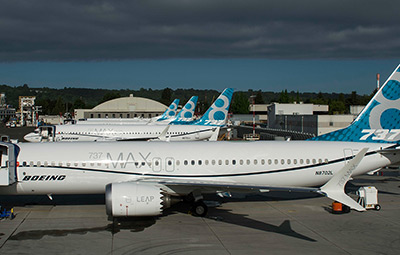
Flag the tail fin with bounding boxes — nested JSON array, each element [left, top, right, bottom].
[[194, 88, 234, 126], [311, 64, 400, 143], [172, 96, 198, 122], [156, 99, 180, 121]]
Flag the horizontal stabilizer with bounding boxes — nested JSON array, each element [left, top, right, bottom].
[[319, 148, 369, 211]]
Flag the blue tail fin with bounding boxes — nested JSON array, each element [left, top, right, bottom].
[[311, 64, 400, 143], [194, 88, 234, 126], [173, 96, 198, 122], [157, 99, 180, 121]]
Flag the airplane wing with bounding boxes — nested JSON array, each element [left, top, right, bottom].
[[136, 148, 369, 211], [138, 177, 319, 194]]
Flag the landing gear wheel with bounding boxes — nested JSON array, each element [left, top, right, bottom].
[[191, 201, 208, 217], [374, 204, 381, 211]]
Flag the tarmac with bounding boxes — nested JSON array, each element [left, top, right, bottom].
[[0, 171, 399, 255]]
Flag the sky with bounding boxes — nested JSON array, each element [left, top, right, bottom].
[[0, 0, 399, 95]]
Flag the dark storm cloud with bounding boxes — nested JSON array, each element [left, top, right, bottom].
[[0, 0, 399, 61]]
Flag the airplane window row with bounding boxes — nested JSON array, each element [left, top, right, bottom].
[[20, 157, 329, 169], [175, 158, 329, 166], [58, 131, 189, 135], [21, 161, 147, 168]]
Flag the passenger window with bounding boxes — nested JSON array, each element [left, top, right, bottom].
[[37, 161, 41, 166], [246, 159, 250, 165], [318, 159, 322, 164], [281, 159, 285, 165], [30, 161, 34, 167], [306, 159, 310, 164], [274, 159, 278, 164], [325, 159, 329, 163], [287, 159, 291, 164], [198, 160, 202, 165], [74, 162, 78, 167], [254, 159, 257, 165], [268, 159, 272, 165], [23, 161, 27, 167], [191, 160, 195, 165], [176, 160, 180, 166], [205, 160, 209, 165], [58, 162, 63, 167], [312, 159, 316, 164], [232, 160, 236, 165], [44, 161, 48, 167], [293, 159, 297, 164], [261, 159, 265, 165], [184, 160, 188, 166], [225, 160, 229, 165], [240, 159, 244, 165], [67, 162, 71, 167], [212, 160, 216, 165], [300, 159, 304, 164], [218, 160, 222, 165]]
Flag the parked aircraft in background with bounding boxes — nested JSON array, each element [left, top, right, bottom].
[[24, 90, 232, 142], [1, 66, 400, 218]]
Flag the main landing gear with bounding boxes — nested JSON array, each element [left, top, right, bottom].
[[191, 200, 208, 217], [186, 192, 208, 217]]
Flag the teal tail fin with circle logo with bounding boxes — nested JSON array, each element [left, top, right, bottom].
[[172, 96, 198, 123], [157, 99, 180, 121], [194, 88, 234, 126], [310, 64, 400, 143]]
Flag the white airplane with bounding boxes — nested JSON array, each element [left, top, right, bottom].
[[24, 91, 230, 142], [1, 65, 400, 219]]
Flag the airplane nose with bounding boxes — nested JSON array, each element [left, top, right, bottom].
[[24, 133, 39, 142]]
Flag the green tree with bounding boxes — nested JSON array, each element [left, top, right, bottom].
[[278, 89, 293, 103], [254, 90, 264, 104], [329, 100, 346, 114], [73, 98, 86, 110], [160, 88, 172, 105], [99, 92, 120, 104], [53, 96, 65, 115], [231, 92, 250, 114]]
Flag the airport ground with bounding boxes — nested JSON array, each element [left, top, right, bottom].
[[0, 171, 399, 255], [0, 127, 399, 254]]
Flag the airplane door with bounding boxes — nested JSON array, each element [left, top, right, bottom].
[[343, 149, 354, 164], [165, 157, 175, 172], [0, 143, 18, 186]]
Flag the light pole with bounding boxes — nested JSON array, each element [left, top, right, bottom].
[[250, 95, 256, 136]]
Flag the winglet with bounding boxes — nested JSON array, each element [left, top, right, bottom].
[[208, 127, 220, 141], [319, 148, 369, 211], [157, 125, 171, 141]]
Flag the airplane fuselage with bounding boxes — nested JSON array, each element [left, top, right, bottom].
[[24, 124, 218, 142], [0, 141, 397, 195]]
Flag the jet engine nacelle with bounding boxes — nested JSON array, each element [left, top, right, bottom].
[[105, 182, 164, 217]]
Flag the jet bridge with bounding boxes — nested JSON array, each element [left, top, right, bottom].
[[0, 142, 19, 186]]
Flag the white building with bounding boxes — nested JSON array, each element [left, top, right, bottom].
[[74, 95, 168, 120]]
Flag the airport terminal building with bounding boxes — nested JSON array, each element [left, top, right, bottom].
[[74, 94, 168, 120]]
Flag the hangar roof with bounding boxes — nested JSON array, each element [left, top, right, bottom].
[[92, 95, 167, 112]]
